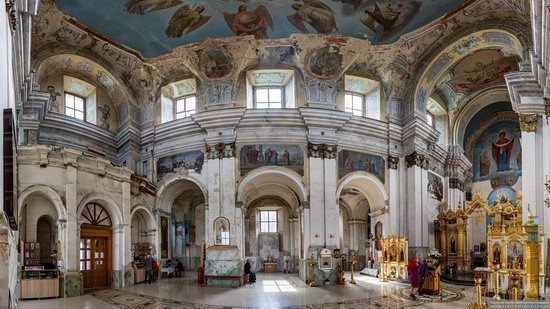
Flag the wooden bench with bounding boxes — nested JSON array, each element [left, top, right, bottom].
[[206, 276, 243, 287]]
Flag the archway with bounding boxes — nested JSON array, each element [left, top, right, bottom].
[[336, 172, 388, 271], [130, 205, 157, 276], [156, 175, 207, 270], [238, 167, 307, 273], [18, 185, 65, 267]]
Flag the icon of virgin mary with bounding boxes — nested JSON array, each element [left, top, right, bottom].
[[491, 131, 514, 172]]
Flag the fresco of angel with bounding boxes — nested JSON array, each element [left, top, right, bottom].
[[165, 5, 211, 38], [124, 0, 183, 15], [224, 5, 273, 39], [287, 0, 338, 34]]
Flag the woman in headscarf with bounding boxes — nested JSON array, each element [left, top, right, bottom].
[[407, 257, 420, 300]]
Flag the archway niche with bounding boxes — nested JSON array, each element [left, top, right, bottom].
[[18, 191, 61, 268], [130, 207, 157, 267], [245, 195, 297, 273], [238, 167, 307, 274], [156, 176, 206, 270], [336, 172, 388, 271]]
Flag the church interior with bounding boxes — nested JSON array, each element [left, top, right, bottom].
[[1, 0, 550, 308]]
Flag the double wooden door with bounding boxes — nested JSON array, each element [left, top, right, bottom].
[[80, 228, 111, 289]]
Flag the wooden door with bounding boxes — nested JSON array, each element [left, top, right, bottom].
[[37, 218, 52, 264], [80, 229, 111, 289]]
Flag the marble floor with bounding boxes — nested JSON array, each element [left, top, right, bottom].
[[21, 273, 479, 309]]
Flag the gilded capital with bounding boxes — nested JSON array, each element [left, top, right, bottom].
[[405, 152, 428, 169], [544, 97, 550, 118], [5, 0, 16, 33], [307, 143, 337, 159], [387, 156, 399, 169], [518, 114, 540, 132]]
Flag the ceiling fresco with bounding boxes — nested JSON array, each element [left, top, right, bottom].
[[446, 49, 518, 95], [54, 0, 464, 58]]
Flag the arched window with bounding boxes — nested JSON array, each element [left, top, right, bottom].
[[427, 97, 448, 145], [161, 78, 197, 123], [80, 203, 112, 227], [246, 69, 296, 109], [344, 75, 381, 120], [63, 76, 97, 122]]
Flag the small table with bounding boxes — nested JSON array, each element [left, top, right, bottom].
[[473, 267, 492, 296], [161, 266, 175, 278], [264, 262, 277, 273]]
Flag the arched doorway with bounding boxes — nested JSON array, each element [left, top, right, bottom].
[[336, 172, 388, 271], [156, 175, 207, 269], [80, 203, 112, 290], [237, 167, 307, 273], [36, 216, 54, 265]]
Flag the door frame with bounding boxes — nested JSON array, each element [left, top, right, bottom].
[[80, 227, 112, 289]]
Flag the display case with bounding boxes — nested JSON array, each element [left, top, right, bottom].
[[20, 269, 59, 299]]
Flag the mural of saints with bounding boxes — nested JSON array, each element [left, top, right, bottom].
[[125, 0, 183, 15], [491, 131, 514, 172], [224, 5, 273, 39], [479, 151, 490, 177]]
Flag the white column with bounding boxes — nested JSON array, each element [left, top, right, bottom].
[[406, 162, 423, 248], [207, 157, 220, 246], [308, 157, 325, 247], [521, 119, 539, 220], [324, 157, 338, 247], [388, 160, 399, 234], [65, 164, 78, 272], [122, 181, 131, 268]]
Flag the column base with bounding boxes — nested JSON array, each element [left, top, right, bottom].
[[61, 271, 82, 297]]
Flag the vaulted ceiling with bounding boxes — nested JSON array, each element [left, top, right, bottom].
[[54, 0, 465, 58]]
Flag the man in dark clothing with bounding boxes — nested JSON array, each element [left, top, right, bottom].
[[145, 254, 153, 284], [176, 259, 184, 277], [244, 259, 256, 283]]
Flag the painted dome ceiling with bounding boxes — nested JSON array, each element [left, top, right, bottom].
[[54, 0, 465, 58]]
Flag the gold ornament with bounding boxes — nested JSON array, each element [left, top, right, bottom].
[[518, 114, 539, 132], [5, 0, 16, 33], [475, 212, 484, 225]]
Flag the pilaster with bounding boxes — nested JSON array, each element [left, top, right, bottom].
[[519, 114, 544, 221], [307, 143, 338, 248], [387, 155, 400, 234], [405, 152, 429, 254]]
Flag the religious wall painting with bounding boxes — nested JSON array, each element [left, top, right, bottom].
[[57, 0, 464, 57], [224, 4, 273, 39], [307, 46, 342, 79], [160, 216, 169, 259], [472, 120, 521, 182], [240, 144, 304, 176], [507, 240, 523, 270], [288, 1, 338, 34], [214, 217, 230, 245], [261, 46, 295, 64], [165, 5, 211, 38], [427, 172, 443, 201], [156, 150, 205, 181], [338, 150, 385, 183], [449, 235, 456, 255], [447, 50, 518, 95], [492, 243, 502, 265], [199, 49, 233, 79], [487, 187, 517, 208], [361, 0, 421, 42], [375, 221, 382, 251]]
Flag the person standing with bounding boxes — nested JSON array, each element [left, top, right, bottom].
[[145, 254, 153, 284], [152, 256, 160, 282], [407, 257, 420, 300], [244, 259, 256, 283]]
